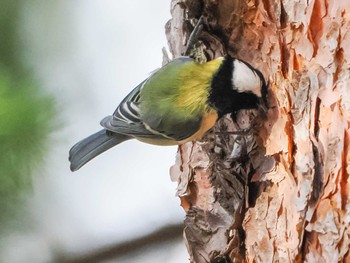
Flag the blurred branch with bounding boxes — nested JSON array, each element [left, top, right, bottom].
[[55, 224, 183, 263]]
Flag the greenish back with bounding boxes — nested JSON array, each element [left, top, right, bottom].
[[140, 57, 222, 140]]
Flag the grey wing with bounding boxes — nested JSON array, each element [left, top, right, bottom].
[[102, 104, 202, 141], [100, 81, 172, 140], [101, 57, 201, 141], [100, 108, 166, 140]]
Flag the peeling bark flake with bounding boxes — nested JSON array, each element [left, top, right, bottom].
[[166, 0, 350, 261]]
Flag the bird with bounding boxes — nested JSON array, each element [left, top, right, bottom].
[[69, 56, 267, 171]]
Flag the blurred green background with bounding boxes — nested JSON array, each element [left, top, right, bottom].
[[0, 0, 55, 231], [0, 1, 187, 262]]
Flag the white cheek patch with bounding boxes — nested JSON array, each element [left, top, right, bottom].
[[232, 60, 262, 97]]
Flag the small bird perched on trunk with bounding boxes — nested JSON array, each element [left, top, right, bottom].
[[69, 56, 267, 171]]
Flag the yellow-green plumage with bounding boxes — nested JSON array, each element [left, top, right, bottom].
[[176, 58, 223, 113], [69, 55, 267, 171], [140, 57, 223, 140]]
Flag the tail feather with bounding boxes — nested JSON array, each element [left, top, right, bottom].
[[69, 129, 131, 171]]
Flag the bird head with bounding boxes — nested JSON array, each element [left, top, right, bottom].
[[209, 57, 268, 116]]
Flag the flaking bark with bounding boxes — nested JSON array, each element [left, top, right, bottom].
[[167, 0, 350, 262]]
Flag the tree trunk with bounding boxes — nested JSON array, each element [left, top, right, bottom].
[[166, 0, 350, 262]]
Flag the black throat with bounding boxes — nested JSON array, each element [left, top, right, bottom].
[[208, 57, 261, 118]]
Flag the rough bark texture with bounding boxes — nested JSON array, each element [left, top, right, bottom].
[[166, 0, 350, 262]]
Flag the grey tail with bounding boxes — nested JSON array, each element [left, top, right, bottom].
[[69, 129, 131, 172]]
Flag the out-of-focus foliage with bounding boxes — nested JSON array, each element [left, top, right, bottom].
[[0, 0, 55, 229], [0, 70, 55, 224], [0, 0, 22, 74]]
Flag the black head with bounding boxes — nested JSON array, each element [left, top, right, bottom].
[[209, 57, 267, 117]]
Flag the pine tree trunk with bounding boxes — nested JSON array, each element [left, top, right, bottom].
[[166, 0, 350, 262]]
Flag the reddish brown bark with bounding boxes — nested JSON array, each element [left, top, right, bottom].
[[167, 0, 350, 262]]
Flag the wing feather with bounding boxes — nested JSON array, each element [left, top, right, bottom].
[[101, 80, 174, 140], [100, 57, 208, 142]]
